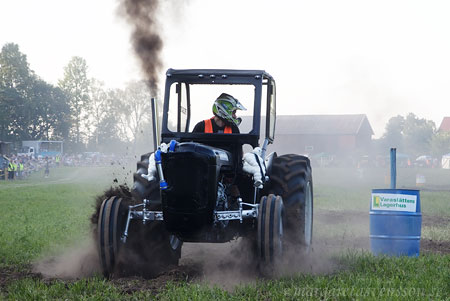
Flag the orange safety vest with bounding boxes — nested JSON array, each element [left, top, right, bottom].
[[204, 118, 232, 134]]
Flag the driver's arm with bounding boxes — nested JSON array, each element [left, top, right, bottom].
[[192, 121, 205, 133]]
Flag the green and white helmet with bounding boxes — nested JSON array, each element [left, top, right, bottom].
[[212, 93, 246, 126]]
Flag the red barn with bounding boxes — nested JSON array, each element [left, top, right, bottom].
[[438, 117, 450, 133]]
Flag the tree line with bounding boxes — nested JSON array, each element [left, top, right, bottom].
[[1, 42, 449, 158], [0, 43, 156, 154], [379, 113, 450, 159]]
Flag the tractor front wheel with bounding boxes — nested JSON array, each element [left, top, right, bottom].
[[257, 194, 285, 269], [97, 196, 127, 277]]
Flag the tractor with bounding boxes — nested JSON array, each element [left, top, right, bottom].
[[97, 69, 313, 277]]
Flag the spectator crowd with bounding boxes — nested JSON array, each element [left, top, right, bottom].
[[0, 152, 132, 180], [0, 155, 56, 180]]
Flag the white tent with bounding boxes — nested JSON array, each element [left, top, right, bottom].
[[441, 154, 450, 169]]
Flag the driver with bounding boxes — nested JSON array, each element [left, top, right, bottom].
[[193, 93, 246, 133]]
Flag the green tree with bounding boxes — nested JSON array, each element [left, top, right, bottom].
[[0, 43, 34, 92], [86, 79, 108, 149], [403, 113, 435, 156], [58, 56, 91, 149], [28, 79, 54, 139], [1, 43, 72, 143], [108, 82, 153, 146], [29, 79, 71, 140], [380, 113, 436, 157], [106, 88, 130, 143], [122, 81, 152, 147], [0, 86, 21, 141], [430, 132, 450, 158], [381, 115, 404, 151], [87, 88, 127, 153], [0, 43, 34, 141]]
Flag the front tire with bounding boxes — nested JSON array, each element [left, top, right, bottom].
[[97, 196, 127, 277], [257, 194, 285, 266]]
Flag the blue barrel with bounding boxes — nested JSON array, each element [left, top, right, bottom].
[[370, 189, 421, 256]]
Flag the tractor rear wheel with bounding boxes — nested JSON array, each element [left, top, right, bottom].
[[257, 194, 285, 266], [265, 154, 313, 250], [98, 196, 127, 277], [132, 153, 160, 202], [131, 153, 182, 267]]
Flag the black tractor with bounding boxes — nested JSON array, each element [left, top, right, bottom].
[[97, 69, 313, 277]]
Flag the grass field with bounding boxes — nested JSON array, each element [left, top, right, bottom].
[[0, 165, 449, 299]]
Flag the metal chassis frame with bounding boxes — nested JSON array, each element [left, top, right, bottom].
[[121, 197, 259, 243]]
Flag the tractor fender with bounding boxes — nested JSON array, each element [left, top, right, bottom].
[[264, 151, 277, 177]]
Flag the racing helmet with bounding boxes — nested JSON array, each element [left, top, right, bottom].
[[212, 93, 246, 126]]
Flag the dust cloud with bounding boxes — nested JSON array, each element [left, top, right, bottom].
[[30, 214, 366, 287], [33, 238, 100, 280], [32, 169, 133, 280], [180, 237, 352, 290]]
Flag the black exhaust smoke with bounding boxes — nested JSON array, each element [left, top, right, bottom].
[[118, 0, 162, 91]]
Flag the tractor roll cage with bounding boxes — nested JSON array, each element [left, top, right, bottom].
[[161, 69, 276, 148]]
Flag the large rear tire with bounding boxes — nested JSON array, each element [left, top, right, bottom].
[[98, 196, 127, 277], [132, 153, 159, 202], [257, 194, 285, 266], [131, 153, 182, 266], [265, 154, 313, 250]]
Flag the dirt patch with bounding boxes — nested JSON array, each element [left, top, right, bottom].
[[0, 263, 201, 296], [421, 215, 450, 254], [110, 264, 201, 295], [0, 265, 39, 291], [422, 215, 450, 227], [314, 209, 371, 251], [421, 239, 450, 254]]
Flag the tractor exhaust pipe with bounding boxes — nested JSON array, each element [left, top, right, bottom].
[[151, 97, 160, 152]]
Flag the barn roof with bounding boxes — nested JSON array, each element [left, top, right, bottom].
[[275, 114, 374, 135], [438, 117, 450, 132]]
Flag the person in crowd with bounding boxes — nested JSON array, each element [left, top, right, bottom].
[[18, 160, 24, 179], [44, 157, 50, 178], [8, 159, 14, 180]]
